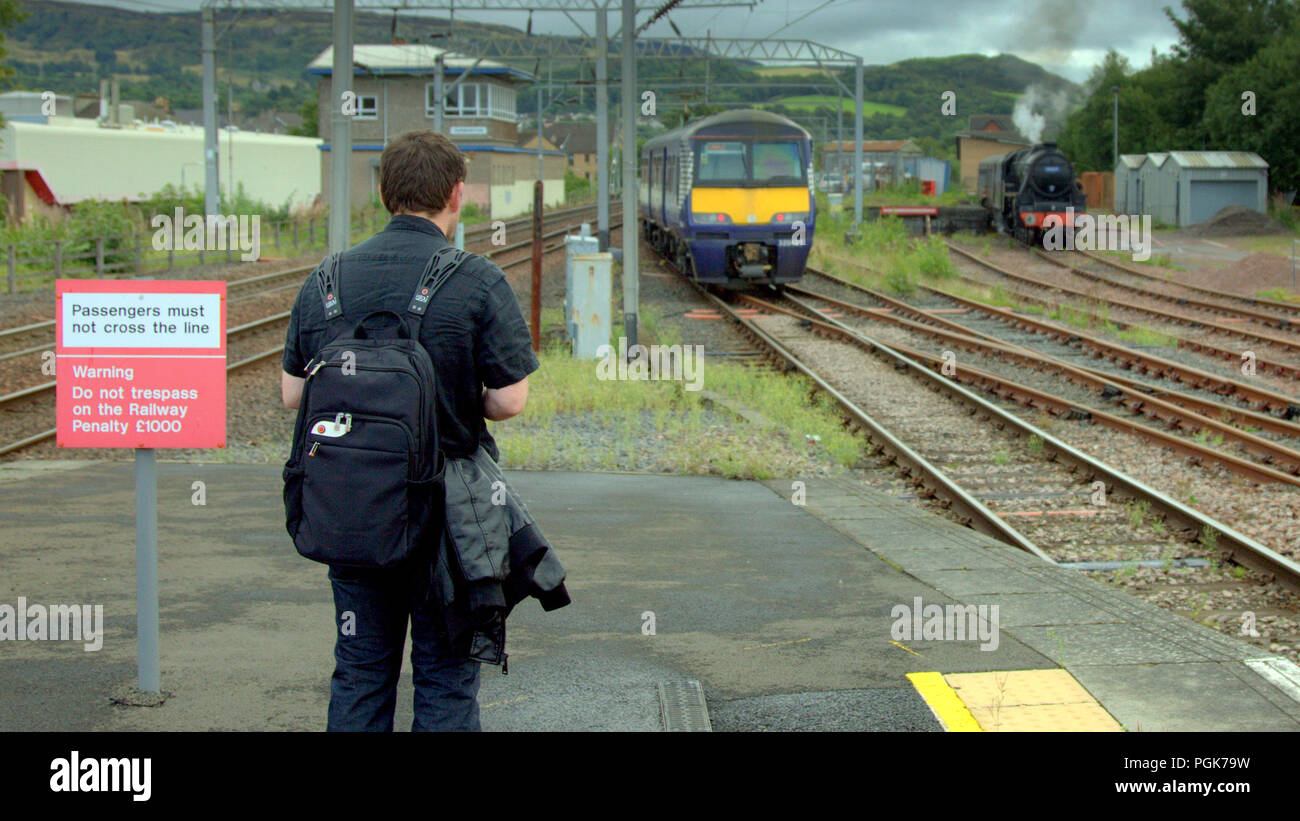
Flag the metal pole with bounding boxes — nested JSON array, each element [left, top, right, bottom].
[[1112, 86, 1119, 169], [455, 222, 465, 251], [433, 54, 444, 133], [531, 181, 543, 352], [135, 448, 159, 693], [537, 81, 544, 182], [853, 57, 863, 228], [329, 0, 354, 254], [596, 6, 610, 250], [201, 8, 219, 219], [621, 0, 638, 348]]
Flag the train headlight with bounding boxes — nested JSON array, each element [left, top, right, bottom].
[[692, 212, 733, 224], [771, 211, 810, 224]]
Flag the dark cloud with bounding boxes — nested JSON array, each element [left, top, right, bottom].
[[84, 0, 1180, 82]]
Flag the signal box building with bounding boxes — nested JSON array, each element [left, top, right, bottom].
[[308, 44, 566, 218]]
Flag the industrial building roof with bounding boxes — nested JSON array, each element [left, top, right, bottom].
[[1146, 152, 1169, 168], [1167, 150, 1268, 168], [1118, 154, 1146, 169], [308, 44, 532, 81]]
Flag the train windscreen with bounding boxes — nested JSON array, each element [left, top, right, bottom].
[[695, 140, 805, 186]]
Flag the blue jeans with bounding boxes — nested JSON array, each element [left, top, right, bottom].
[[326, 562, 481, 731]]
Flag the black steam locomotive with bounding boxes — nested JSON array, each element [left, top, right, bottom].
[[976, 142, 1086, 245]]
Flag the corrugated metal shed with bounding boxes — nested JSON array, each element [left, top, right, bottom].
[[1138, 150, 1268, 226], [1113, 154, 1146, 212], [1168, 151, 1268, 169]]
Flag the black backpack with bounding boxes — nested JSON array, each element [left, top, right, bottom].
[[282, 246, 468, 568]]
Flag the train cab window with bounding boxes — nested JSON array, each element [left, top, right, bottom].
[[696, 139, 806, 186], [697, 141, 749, 183], [753, 142, 803, 184]]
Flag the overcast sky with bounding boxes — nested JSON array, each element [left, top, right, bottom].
[[73, 0, 1183, 83]]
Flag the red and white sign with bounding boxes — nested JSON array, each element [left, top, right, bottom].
[[880, 206, 939, 216], [56, 280, 226, 449]]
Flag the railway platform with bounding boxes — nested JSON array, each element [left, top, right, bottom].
[[1, 460, 1298, 732]]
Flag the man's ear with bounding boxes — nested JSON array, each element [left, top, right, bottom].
[[450, 180, 465, 213]]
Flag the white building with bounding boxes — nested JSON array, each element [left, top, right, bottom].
[[0, 115, 321, 222]]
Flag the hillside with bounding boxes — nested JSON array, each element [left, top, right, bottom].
[[7, 0, 1079, 153]]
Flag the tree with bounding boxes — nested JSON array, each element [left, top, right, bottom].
[[1202, 22, 1300, 191], [289, 95, 318, 138], [0, 0, 26, 133]]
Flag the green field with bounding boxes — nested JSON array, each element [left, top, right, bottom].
[[753, 66, 836, 79], [759, 95, 907, 117]]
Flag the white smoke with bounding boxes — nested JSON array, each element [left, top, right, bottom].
[[1012, 84, 1074, 144]]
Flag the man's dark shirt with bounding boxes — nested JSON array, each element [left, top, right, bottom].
[[283, 215, 538, 459]]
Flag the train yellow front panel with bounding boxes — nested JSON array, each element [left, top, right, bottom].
[[691, 187, 809, 224]]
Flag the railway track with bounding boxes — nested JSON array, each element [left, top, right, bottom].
[[945, 241, 1300, 378], [0, 212, 622, 458], [792, 267, 1300, 485], [641, 241, 1299, 595], [667, 266, 1300, 617], [822, 248, 1300, 417], [1069, 247, 1300, 324]]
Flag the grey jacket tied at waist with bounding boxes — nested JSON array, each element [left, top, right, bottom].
[[430, 445, 570, 668]]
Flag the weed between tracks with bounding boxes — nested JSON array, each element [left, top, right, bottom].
[[488, 314, 863, 479]]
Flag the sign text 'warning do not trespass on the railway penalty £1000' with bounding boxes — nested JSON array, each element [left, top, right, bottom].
[[56, 280, 227, 448]]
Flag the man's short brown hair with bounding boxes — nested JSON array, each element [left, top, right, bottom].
[[379, 130, 468, 215]]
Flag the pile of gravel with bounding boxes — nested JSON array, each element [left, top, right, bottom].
[[1189, 205, 1289, 237]]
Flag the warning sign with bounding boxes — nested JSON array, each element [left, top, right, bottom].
[[56, 280, 227, 449]]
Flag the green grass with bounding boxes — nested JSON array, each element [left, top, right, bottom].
[[1255, 287, 1300, 303], [1116, 324, 1178, 348], [761, 95, 906, 117], [488, 329, 866, 478]]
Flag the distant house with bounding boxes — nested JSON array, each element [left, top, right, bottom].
[[543, 121, 598, 181], [307, 43, 566, 218], [955, 114, 1030, 194], [242, 109, 305, 135]]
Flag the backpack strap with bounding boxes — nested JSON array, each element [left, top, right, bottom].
[[405, 246, 469, 327], [313, 252, 345, 324]]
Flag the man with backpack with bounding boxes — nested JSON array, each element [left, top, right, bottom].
[[280, 130, 568, 732]]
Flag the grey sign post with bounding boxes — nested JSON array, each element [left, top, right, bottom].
[[135, 448, 160, 693]]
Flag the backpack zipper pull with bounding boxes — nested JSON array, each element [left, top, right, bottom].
[[307, 360, 325, 378], [308, 442, 319, 457]]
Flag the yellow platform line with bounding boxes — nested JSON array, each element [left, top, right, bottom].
[[906, 672, 983, 732]]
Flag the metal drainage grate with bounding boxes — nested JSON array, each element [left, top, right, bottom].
[[658, 679, 712, 732]]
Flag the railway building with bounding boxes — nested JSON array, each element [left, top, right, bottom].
[[1125, 150, 1269, 227], [0, 106, 320, 224], [955, 114, 1031, 195], [307, 44, 567, 219]]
